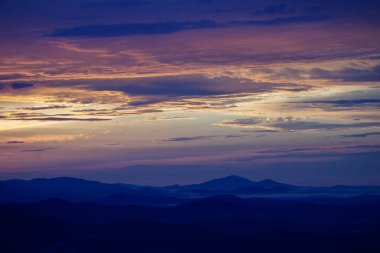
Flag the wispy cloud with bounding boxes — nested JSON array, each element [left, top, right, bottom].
[[85, 74, 307, 102], [13, 117, 111, 122], [11, 83, 34, 89], [105, 143, 122, 146], [304, 99, 380, 105], [21, 148, 55, 152], [340, 132, 380, 138], [262, 64, 380, 83], [49, 16, 328, 37], [158, 135, 217, 142], [20, 105, 69, 111], [225, 134, 246, 138], [157, 134, 246, 142], [219, 117, 380, 131], [6, 141, 24, 144], [1, 134, 91, 144], [144, 116, 195, 121]]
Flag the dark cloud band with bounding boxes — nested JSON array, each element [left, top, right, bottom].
[[49, 16, 328, 37]]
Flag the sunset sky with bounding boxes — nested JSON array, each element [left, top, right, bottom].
[[1, 0, 380, 185]]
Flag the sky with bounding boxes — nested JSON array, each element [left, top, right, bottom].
[[0, 0, 380, 186]]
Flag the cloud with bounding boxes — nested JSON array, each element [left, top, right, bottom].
[[265, 64, 380, 83], [6, 141, 24, 144], [241, 129, 281, 133], [253, 4, 290, 15], [1, 109, 117, 124], [158, 135, 217, 142], [21, 148, 55, 152], [309, 65, 380, 82], [11, 83, 34, 89], [0, 74, 29, 80], [342, 145, 380, 149], [49, 20, 221, 37], [105, 143, 122, 146], [226, 144, 380, 163], [13, 117, 111, 122], [157, 134, 246, 142], [23, 74, 305, 111], [298, 99, 380, 110], [1, 134, 90, 144], [229, 149, 380, 163], [264, 119, 380, 131], [86, 74, 307, 105], [145, 116, 194, 121], [20, 105, 69, 110], [219, 117, 263, 127], [303, 99, 380, 106], [242, 15, 328, 26], [83, 75, 228, 97], [224, 134, 245, 138], [219, 117, 380, 131], [340, 132, 380, 138], [49, 16, 328, 37]]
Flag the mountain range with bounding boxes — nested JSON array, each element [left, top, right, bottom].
[[1, 175, 379, 205], [1, 175, 380, 252]]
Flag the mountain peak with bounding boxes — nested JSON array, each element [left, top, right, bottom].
[[223, 175, 250, 180], [206, 175, 253, 184], [196, 175, 255, 190]]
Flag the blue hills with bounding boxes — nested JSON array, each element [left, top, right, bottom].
[[0, 175, 379, 205], [1, 175, 380, 253]]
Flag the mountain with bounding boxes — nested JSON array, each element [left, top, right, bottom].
[[164, 175, 296, 194], [230, 179, 297, 194], [95, 193, 185, 206], [255, 179, 295, 189], [0, 177, 164, 203], [185, 175, 256, 191], [1, 176, 380, 204], [1, 177, 380, 253], [164, 175, 257, 192], [2, 196, 380, 253]]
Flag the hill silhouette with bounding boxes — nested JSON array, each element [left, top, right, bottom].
[[1, 175, 380, 205], [1, 194, 380, 253]]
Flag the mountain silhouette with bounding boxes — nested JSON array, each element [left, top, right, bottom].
[[1, 177, 380, 253], [164, 175, 297, 194], [256, 179, 295, 189], [185, 175, 256, 190], [95, 193, 184, 206], [0, 177, 162, 203], [1, 176, 380, 204]]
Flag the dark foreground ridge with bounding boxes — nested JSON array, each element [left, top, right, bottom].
[[1, 176, 380, 252]]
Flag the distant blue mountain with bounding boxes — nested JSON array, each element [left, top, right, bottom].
[[172, 175, 257, 191], [0, 177, 163, 203], [95, 193, 184, 206], [164, 175, 296, 194], [195, 175, 255, 190], [1, 175, 380, 204], [255, 179, 295, 189], [1, 178, 380, 253]]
